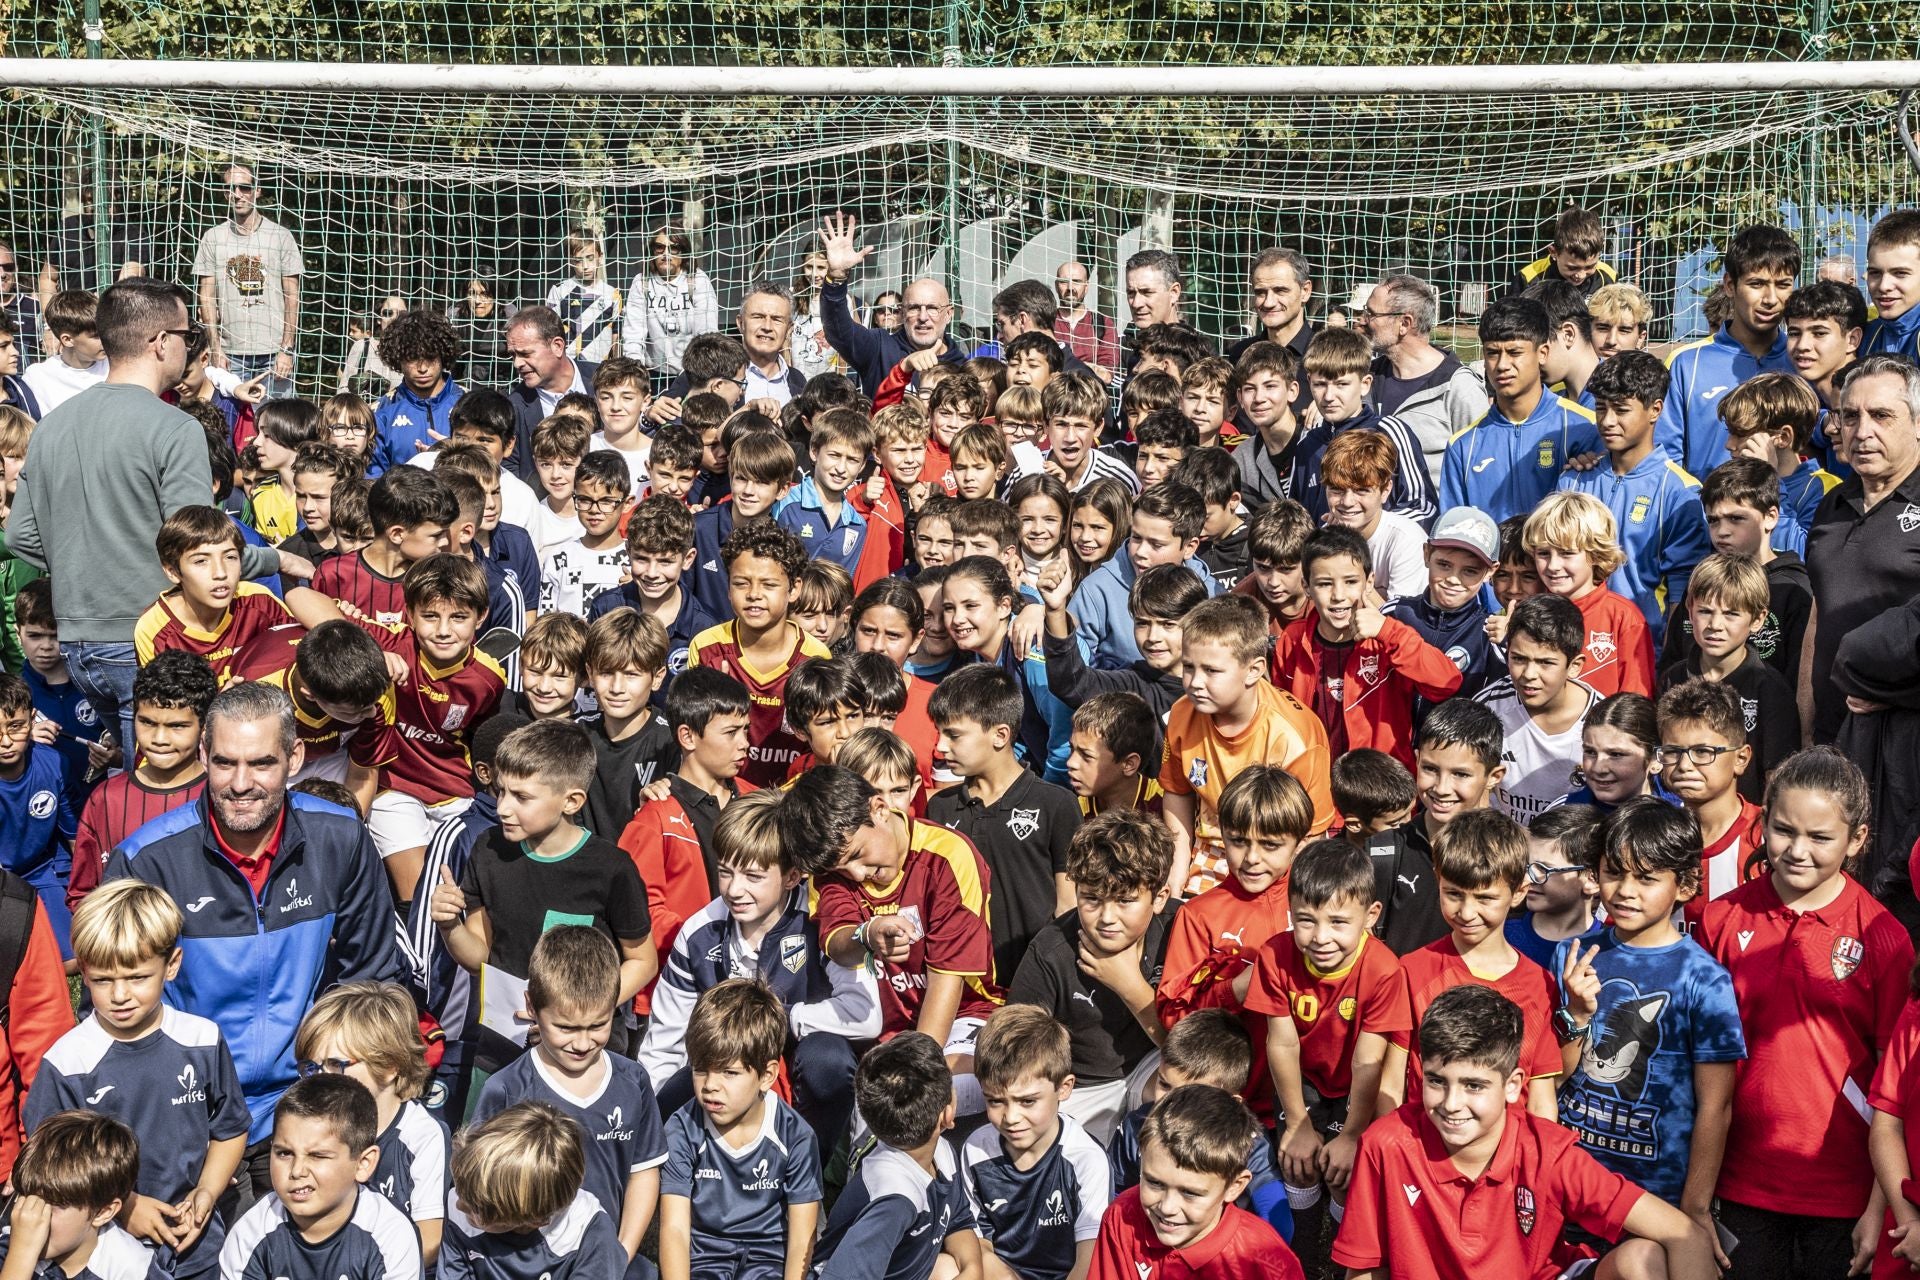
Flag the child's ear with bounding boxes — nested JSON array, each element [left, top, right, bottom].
[[1223, 1168, 1253, 1204], [1566, 651, 1585, 677], [162, 564, 184, 587], [89, 1199, 123, 1229], [1504, 1066, 1528, 1104], [165, 946, 185, 982], [1365, 900, 1384, 931], [563, 786, 589, 816], [1119, 751, 1142, 779], [354, 1144, 381, 1184]]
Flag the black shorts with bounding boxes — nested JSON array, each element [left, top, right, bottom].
[[1301, 1081, 1351, 1139]]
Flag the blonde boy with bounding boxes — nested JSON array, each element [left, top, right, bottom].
[[1586, 282, 1652, 361], [1517, 491, 1653, 698], [443, 1102, 624, 1280]]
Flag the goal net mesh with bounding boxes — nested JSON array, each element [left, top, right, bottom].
[[1, 71, 1916, 382]]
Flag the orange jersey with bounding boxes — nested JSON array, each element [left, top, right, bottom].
[[134, 585, 294, 683], [1158, 681, 1334, 893]]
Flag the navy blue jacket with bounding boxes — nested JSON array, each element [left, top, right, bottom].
[[820, 282, 968, 397], [105, 793, 405, 1141], [502, 359, 598, 483]]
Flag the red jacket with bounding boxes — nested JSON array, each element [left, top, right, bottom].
[[616, 780, 757, 1011], [848, 472, 907, 589], [1, 899, 77, 1180], [1272, 616, 1462, 768]]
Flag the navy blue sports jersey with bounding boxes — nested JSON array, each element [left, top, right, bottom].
[[816, 1141, 973, 1280], [472, 1051, 667, 1225], [27, 1007, 250, 1277], [660, 1092, 822, 1279], [0, 737, 77, 955], [370, 1100, 449, 1231], [688, 505, 736, 619], [22, 664, 104, 809], [961, 1117, 1109, 1280], [439, 1192, 622, 1280], [487, 522, 543, 625], [219, 1190, 421, 1280], [0, 1224, 170, 1280], [586, 583, 722, 681], [406, 791, 497, 1071]]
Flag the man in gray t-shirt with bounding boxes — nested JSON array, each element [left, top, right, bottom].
[[192, 163, 303, 393]]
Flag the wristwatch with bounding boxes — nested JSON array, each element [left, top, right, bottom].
[[1552, 1008, 1591, 1044]]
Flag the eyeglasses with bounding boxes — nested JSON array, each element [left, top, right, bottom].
[[328, 424, 370, 438], [1525, 860, 1586, 886], [1364, 308, 1408, 321], [158, 327, 195, 344], [874, 305, 901, 315], [1657, 743, 1736, 767], [0, 717, 31, 740], [0, 262, 15, 272], [574, 495, 626, 512], [295, 1057, 359, 1078]]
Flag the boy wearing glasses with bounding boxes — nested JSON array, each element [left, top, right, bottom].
[[540, 450, 635, 618], [1503, 802, 1602, 969], [191, 164, 303, 396], [1656, 679, 1763, 903]]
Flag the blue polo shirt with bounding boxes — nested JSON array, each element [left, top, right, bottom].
[[1654, 325, 1792, 478], [773, 474, 867, 573]]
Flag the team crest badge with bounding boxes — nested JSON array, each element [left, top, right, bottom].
[[1536, 440, 1556, 469], [1325, 677, 1345, 702], [781, 934, 807, 973], [26, 790, 54, 820], [1629, 496, 1652, 524], [442, 705, 468, 732], [1741, 697, 1758, 731], [1188, 758, 1208, 788], [1900, 504, 1920, 534], [1007, 808, 1041, 839], [75, 701, 97, 727], [800, 522, 816, 538], [844, 528, 859, 555], [1588, 632, 1616, 663], [1357, 655, 1380, 685], [1338, 997, 1357, 1021], [1515, 1186, 1536, 1235], [1832, 935, 1865, 980]]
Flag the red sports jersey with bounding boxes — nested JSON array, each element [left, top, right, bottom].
[[689, 620, 832, 788], [893, 674, 939, 797], [1700, 798, 1766, 902], [133, 585, 294, 683], [814, 818, 1002, 1035], [616, 780, 757, 965], [1695, 873, 1913, 1217], [1087, 1188, 1304, 1280], [349, 629, 506, 804], [67, 772, 205, 911], [848, 472, 907, 589], [1244, 932, 1411, 1100], [1570, 586, 1654, 698], [1331, 1102, 1641, 1280], [1390, 938, 1562, 1091], [1156, 877, 1292, 1119], [1870, 999, 1920, 1280], [1271, 616, 1462, 768], [311, 552, 408, 628]]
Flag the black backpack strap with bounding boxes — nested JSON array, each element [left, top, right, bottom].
[[0, 870, 41, 1031]]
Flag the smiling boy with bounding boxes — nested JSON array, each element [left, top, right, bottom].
[[775, 409, 874, 575]]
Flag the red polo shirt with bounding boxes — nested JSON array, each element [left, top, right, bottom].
[[1695, 872, 1913, 1217], [212, 808, 285, 897], [1332, 1102, 1641, 1280], [1086, 1187, 1303, 1280], [1389, 939, 1562, 1092]]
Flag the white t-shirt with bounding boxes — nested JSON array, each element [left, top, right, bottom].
[[406, 450, 539, 530], [528, 501, 585, 559], [590, 431, 651, 494], [20, 355, 107, 415], [1367, 509, 1430, 601], [540, 538, 628, 617], [1475, 679, 1598, 824]]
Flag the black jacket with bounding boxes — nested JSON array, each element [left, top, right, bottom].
[[1834, 593, 1920, 901], [501, 358, 598, 482]]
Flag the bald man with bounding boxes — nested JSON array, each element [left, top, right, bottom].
[[817, 212, 969, 396], [1053, 261, 1118, 373]]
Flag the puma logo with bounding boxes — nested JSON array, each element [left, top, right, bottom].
[[1397, 874, 1420, 892]]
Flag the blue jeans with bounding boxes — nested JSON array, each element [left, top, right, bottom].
[[60, 641, 137, 767], [226, 351, 294, 401]]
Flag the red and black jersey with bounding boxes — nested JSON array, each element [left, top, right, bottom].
[[311, 552, 407, 628], [688, 620, 832, 788], [68, 772, 205, 912], [133, 585, 294, 684]]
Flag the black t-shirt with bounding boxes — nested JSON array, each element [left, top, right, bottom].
[[1369, 351, 1463, 417], [578, 710, 679, 844], [459, 827, 651, 978], [927, 770, 1081, 983], [1658, 649, 1797, 805], [1369, 825, 1450, 955], [1807, 470, 1920, 742], [1006, 908, 1171, 1084]]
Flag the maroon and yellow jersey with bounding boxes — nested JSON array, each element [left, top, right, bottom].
[[350, 628, 506, 804], [814, 818, 1003, 1036], [311, 552, 407, 628], [134, 585, 294, 683], [688, 620, 832, 788]]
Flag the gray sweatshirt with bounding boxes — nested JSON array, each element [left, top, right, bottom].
[[5, 382, 279, 643]]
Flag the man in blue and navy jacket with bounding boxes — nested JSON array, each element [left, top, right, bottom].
[[105, 683, 403, 1161]]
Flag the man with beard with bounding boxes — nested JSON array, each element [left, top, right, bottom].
[[105, 681, 402, 1207], [1053, 259, 1119, 377]]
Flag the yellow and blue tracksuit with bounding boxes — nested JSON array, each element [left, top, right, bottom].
[[1654, 325, 1793, 479], [1441, 393, 1599, 524], [1557, 452, 1711, 648]]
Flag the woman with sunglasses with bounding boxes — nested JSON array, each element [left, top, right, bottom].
[[867, 289, 904, 332], [621, 223, 717, 387], [335, 296, 404, 398]]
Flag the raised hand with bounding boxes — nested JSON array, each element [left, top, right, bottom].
[[818, 212, 876, 279]]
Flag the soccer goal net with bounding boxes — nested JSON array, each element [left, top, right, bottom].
[[1, 60, 1917, 384]]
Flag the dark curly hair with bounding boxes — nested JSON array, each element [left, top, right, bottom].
[[377, 306, 461, 372], [719, 521, 808, 582]]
